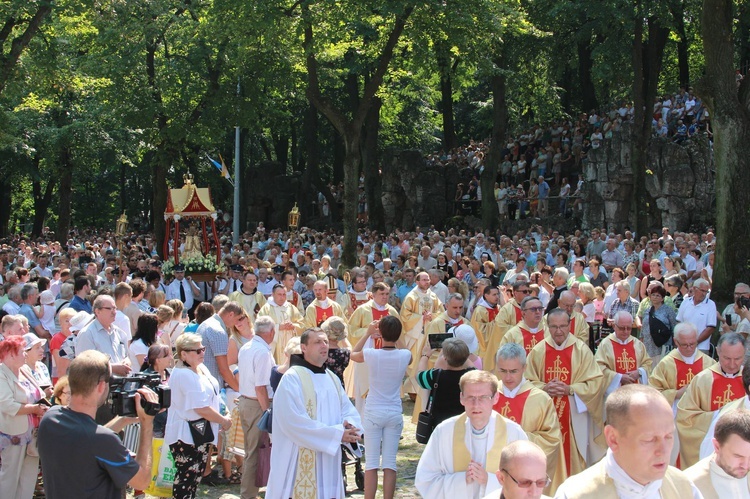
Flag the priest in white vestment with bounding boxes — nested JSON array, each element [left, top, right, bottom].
[[415, 370, 528, 499], [685, 409, 750, 499], [266, 328, 362, 499]]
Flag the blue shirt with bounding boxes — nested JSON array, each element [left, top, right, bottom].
[[396, 283, 416, 303], [19, 303, 41, 329], [69, 295, 92, 314], [538, 181, 550, 199]]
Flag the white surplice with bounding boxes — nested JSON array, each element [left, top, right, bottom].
[[265, 360, 362, 499], [415, 411, 528, 499]]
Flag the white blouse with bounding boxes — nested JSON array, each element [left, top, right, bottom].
[[164, 365, 221, 446]]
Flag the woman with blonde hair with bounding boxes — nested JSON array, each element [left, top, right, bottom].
[[270, 337, 302, 391], [321, 316, 351, 386], [162, 299, 187, 345], [578, 282, 597, 324], [149, 290, 166, 310], [155, 305, 176, 351], [164, 333, 231, 499]]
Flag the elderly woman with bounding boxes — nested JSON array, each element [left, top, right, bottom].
[[164, 333, 232, 499], [24, 333, 53, 398], [321, 316, 351, 386], [640, 285, 677, 364], [0, 335, 48, 499]]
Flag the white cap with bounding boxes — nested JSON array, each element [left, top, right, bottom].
[[69, 311, 93, 332], [23, 333, 47, 351], [40, 290, 55, 305], [449, 324, 479, 355]]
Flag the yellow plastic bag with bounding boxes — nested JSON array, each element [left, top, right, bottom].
[[145, 437, 176, 497]]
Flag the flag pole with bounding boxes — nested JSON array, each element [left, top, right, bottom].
[[233, 77, 241, 245]]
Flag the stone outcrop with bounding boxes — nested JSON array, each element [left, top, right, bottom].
[[582, 122, 714, 232]]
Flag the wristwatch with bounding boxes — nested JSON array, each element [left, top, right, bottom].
[[568, 386, 574, 396]]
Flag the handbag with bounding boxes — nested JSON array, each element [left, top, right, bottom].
[[187, 418, 214, 446], [415, 369, 442, 444], [255, 431, 272, 488], [257, 406, 273, 434], [649, 307, 673, 347]]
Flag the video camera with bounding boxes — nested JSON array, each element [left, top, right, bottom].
[[110, 372, 171, 417]]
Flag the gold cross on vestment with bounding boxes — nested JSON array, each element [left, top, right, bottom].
[[713, 384, 736, 408], [679, 368, 695, 388], [499, 400, 516, 421], [546, 355, 570, 383], [527, 335, 538, 351], [616, 350, 636, 372]]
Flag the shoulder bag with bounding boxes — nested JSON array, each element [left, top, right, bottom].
[[416, 369, 442, 444], [649, 307, 673, 347]]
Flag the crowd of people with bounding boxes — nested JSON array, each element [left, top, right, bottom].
[[0, 216, 747, 499]]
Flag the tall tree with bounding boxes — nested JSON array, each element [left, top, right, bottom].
[[0, 1, 52, 95], [301, 1, 415, 266], [700, 0, 750, 301]]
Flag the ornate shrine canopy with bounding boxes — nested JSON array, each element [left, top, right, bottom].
[[164, 174, 217, 219]]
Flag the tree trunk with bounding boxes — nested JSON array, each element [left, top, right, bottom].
[[437, 41, 457, 151], [670, 0, 690, 88], [0, 178, 11, 236], [0, 5, 52, 95], [56, 146, 74, 240], [152, 145, 173, 259], [362, 97, 384, 231], [739, 2, 750, 73], [578, 39, 599, 112], [31, 175, 55, 237], [700, 0, 750, 303], [341, 132, 361, 268], [631, 12, 669, 236], [482, 56, 508, 232]]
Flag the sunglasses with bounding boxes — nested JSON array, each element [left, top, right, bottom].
[[185, 347, 207, 354]]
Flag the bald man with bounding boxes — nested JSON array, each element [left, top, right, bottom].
[[484, 440, 552, 499], [555, 385, 700, 498]]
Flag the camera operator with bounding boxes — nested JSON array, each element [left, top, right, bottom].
[[37, 350, 158, 499]]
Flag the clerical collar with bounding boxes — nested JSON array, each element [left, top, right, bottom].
[[447, 316, 462, 325], [290, 354, 327, 374], [551, 337, 569, 350], [502, 378, 526, 398], [240, 287, 257, 296], [527, 324, 540, 333], [710, 457, 748, 484], [269, 300, 287, 308], [477, 297, 496, 310], [372, 302, 388, 311], [613, 336, 632, 345], [317, 298, 330, 308], [471, 423, 489, 436], [723, 369, 741, 378], [679, 351, 697, 364], [604, 448, 663, 498]]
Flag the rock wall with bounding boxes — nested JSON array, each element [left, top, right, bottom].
[[583, 122, 714, 232], [242, 125, 715, 234]]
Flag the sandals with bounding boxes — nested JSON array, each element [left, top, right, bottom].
[[227, 470, 242, 484]]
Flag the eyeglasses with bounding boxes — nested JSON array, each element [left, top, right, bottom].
[[502, 469, 551, 489], [613, 324, 632, 330], [517, 289, 531, 294], [676, 341, 697, 349], [548, 324, 570, 331], [461, 394, 493, 404], [524, 306, 545, 313], [98, 306, 116, 311], [185, 347, 207, 354], [695, 288, 709, 293]]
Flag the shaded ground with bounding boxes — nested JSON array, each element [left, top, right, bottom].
[[130, 399, 422, 498]]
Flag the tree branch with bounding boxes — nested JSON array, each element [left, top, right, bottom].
[[0, 4, 52, 94]]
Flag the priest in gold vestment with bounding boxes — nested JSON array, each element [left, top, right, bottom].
[[345, 282, 400, 414], [525, 308, 603, 480], [499, 296, 549, 355], [594, 311, 652, 398], [484, 280, 530, 372], [303, 280, 345, 330], [257, 283, 305, 363], [399, 271, 443, 394], [470, 284, 501, 363], [676, 332, 746, 468], [493, 342, 562, 491]]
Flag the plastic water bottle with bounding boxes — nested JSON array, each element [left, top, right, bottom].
[[219, 388, 227, 415]]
